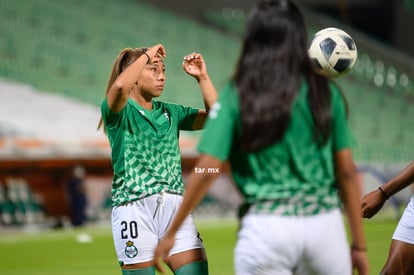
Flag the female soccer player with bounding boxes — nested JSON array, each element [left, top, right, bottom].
[[152, 1, 369, 274], [99, 44, 217, 274], [362, 160, 414, 274]]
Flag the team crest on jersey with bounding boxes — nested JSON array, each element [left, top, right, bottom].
[[124, 240, 138, 258]]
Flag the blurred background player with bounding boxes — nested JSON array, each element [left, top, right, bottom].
[[66, 165, 87, 227], [153, 0, 369, 274], [99, 44, 217, 274], [362, 160, 414, 275]]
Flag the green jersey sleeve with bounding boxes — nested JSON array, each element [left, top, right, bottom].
[[101, 97, 125, 130], [168, 103, 199, 131], [197, 83, 238, 161], [330, 83, 356, 151]]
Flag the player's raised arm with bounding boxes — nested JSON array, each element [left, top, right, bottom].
[[107, 44, 166, 113], [182, 53, 218, 130]]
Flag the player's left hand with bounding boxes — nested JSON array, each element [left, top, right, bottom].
[[183, 53, 208, 81], [361, 188, 387, 218], [152, 234, 175, 274]]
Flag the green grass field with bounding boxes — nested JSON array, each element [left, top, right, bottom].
[[0, 217, 397, 275]]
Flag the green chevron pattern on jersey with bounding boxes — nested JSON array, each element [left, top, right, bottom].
[[102, 99, 198, 206]]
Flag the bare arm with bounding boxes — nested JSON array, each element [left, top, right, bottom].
[[335, 149, 369, 275], [362, 160, 414, 219], [182, 53, 218, 130], [379, 161, 414, 197], [107, 44, 166, 113], [152, 154, 222, 273]]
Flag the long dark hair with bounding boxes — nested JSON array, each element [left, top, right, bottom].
[[233, 0, 332, 152]]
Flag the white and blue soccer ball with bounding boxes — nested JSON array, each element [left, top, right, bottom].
[[308, 27, 358, 78]]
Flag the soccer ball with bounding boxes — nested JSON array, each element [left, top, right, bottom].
[[308, 27, 357, 78]]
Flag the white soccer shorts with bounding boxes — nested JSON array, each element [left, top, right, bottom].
[[393, 196, 414, 244], [234, 209, 351, 275], [112, 191, 204, 265]]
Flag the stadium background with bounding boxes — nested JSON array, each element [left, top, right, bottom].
[[0, 0, 414, 273]]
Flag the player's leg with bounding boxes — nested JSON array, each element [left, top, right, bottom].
[[121, 264, 155, 274], [380, 240, 414, 275], [169, 249, 208, 275], [381, 198, 414, 274], [166, 221, 208, 274], [163, 194, 208, 275], [112, 197, 160, 275]]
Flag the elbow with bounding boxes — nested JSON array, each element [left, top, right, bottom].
[[334, 150, 357, 182], [111, 80, 129, 95], [336, 165, 359, 193], [336, 166, 357, 183], [335, 166, 359, 202], [106, 80, 131, 113]]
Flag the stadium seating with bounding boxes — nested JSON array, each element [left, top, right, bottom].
[[0, 177, 44, 226], [0, 0, 240, 108], [0, 0, 413, 164], [202, 8, 414, 164]]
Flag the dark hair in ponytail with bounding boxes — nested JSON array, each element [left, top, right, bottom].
[[233, 0, 332, 152], [97, 48, 148, 132]]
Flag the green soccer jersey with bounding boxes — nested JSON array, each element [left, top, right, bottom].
[[101, 98, 199, 206], [198, 81, 355, 216]]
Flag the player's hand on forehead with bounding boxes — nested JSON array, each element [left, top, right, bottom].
[[145, 44, 166, 65], [155, 45, 166, 58], [148, 55, 165, 67]]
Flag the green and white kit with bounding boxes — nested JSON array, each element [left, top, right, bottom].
[[101, 98, 199, 206], [198, 81, 355, 216]]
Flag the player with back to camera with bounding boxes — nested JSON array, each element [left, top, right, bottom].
[[98, 44, 217, 274], [153, 0, 370, 274], [362, 160, 414, 275]]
